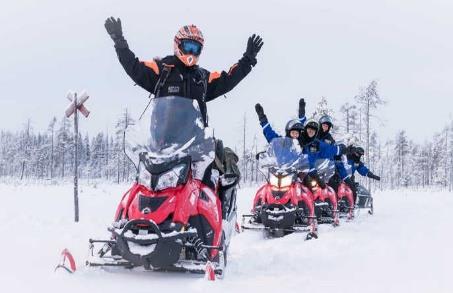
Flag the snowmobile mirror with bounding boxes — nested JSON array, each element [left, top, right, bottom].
[[255, 151, 266, 160]]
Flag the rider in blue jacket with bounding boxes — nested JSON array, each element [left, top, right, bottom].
[[338, 146, 380, 203], [255, 100, 346, 188], [299, 120, 343, 169], [315, 114, 356, 195], [254, 99, 306, 142], [254, 100, 344, 160]]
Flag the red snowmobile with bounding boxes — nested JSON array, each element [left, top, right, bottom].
[[305, 159, 340, 226], [86, 96, 238, 280], [335, 160, 356, 219], [241, 137, 318, 239], [336, 182, 355, 220]]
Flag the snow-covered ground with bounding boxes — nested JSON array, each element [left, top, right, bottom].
[[1, 181, 451, 293]]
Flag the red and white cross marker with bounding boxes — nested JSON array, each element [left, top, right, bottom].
[[65, 91, 90, 118]]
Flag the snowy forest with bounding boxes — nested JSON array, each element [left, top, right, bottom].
[[1, 81, 452, 191]]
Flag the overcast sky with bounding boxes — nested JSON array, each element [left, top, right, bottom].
[[1, 0, 452, 148]]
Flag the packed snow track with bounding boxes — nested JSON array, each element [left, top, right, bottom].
[[0, 182, 451, 293]]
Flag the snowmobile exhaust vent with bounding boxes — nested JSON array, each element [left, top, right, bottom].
[[139, 195, 168, 213]]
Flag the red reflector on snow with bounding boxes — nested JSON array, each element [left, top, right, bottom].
[[55, 248, 77, 273]]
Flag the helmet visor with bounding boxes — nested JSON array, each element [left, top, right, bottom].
[[180, 39, 202, 56]]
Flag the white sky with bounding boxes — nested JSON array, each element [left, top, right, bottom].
[[1, 0, 452, 148]]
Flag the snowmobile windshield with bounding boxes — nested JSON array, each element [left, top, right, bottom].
[[314, 158, 336, 182], [258, 137, 310, 173], [124, 96, 215, 167]]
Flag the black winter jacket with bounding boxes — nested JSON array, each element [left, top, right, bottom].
[[317, 131, 336, 145], [115, 46, 256, 125]]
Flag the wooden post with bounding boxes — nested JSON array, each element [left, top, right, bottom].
[[65, 91, 90, 223], [73, 93, 79, 222]]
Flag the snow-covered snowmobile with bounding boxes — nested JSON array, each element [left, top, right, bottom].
[[335, 161, 355, 220], [306, 159, 340, 226], [355, 183, 374, 215], [336, 182, 355, 220], [241, 137, 318, 239], [86, 96, 238, 280]]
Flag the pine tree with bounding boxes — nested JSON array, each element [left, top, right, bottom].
[[312, 97, 335, 120], [115, 108, 135, 182], [48, 117, 57, 179], [394, 131, 409, 187], [56, 117, 73, 178]]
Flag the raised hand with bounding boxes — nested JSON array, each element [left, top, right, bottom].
[[299, 98, 306, 118], [243, 34, 263, 66], [105, 17, 123, 40], [255, 103, 267, 123]]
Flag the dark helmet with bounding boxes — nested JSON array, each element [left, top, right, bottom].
[[285, 119, 304, 137], [354, 146, 365, 157], [350, 146, 365, 162], [304, 119, 319, 138], [319, 115, 333, 130]]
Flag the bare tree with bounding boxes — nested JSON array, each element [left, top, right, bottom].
[[48, 117, 57, 179], [115, 108, 135, 182], [340, 103, 357, 133], [20, 119, 32, 180], [355, 80, 385, 189], [242, 113, 248, 182]]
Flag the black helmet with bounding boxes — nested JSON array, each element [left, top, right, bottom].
[[319, 115, 333, 130], [350, 146, 365, 162], [354, 146, 365, 157], [304, 119, 319, 138], [285, 119, 304, 137]]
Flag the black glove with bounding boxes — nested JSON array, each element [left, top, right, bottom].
[[367, 172, 381, 181], [255, 103, 268, 124], [105, 17, 128, 49], [243, 34, 263, 66], [299, 98, 306, 118]]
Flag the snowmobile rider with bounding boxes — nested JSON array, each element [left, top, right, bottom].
[[338, 146, 381, 203], [105, 17, 263, 192], [255, 102, 346, 188], [254, 99, 306, 143], [105, 17, 263, 126], [313, 114, 356, 196], [299, 119, 347, 189], [318, 115, 335, 145]]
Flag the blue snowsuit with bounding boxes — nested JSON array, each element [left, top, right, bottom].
[[335, 159, 350, 180], [259, 116, 306, 143], [338, 159, 370, 180], [259, 116, 340, 171], [301, 139, 342, 171]]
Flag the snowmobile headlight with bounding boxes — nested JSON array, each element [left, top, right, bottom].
[[138, 162, 152, 187], [279, 175, 292, 188], [270, 173, 292, 190], [310, 180, 319, 191], [154, 164, 187, 191], [270, 173, 279, 188]]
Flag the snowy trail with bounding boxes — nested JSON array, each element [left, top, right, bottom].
[[0, 182, 451, 293]]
